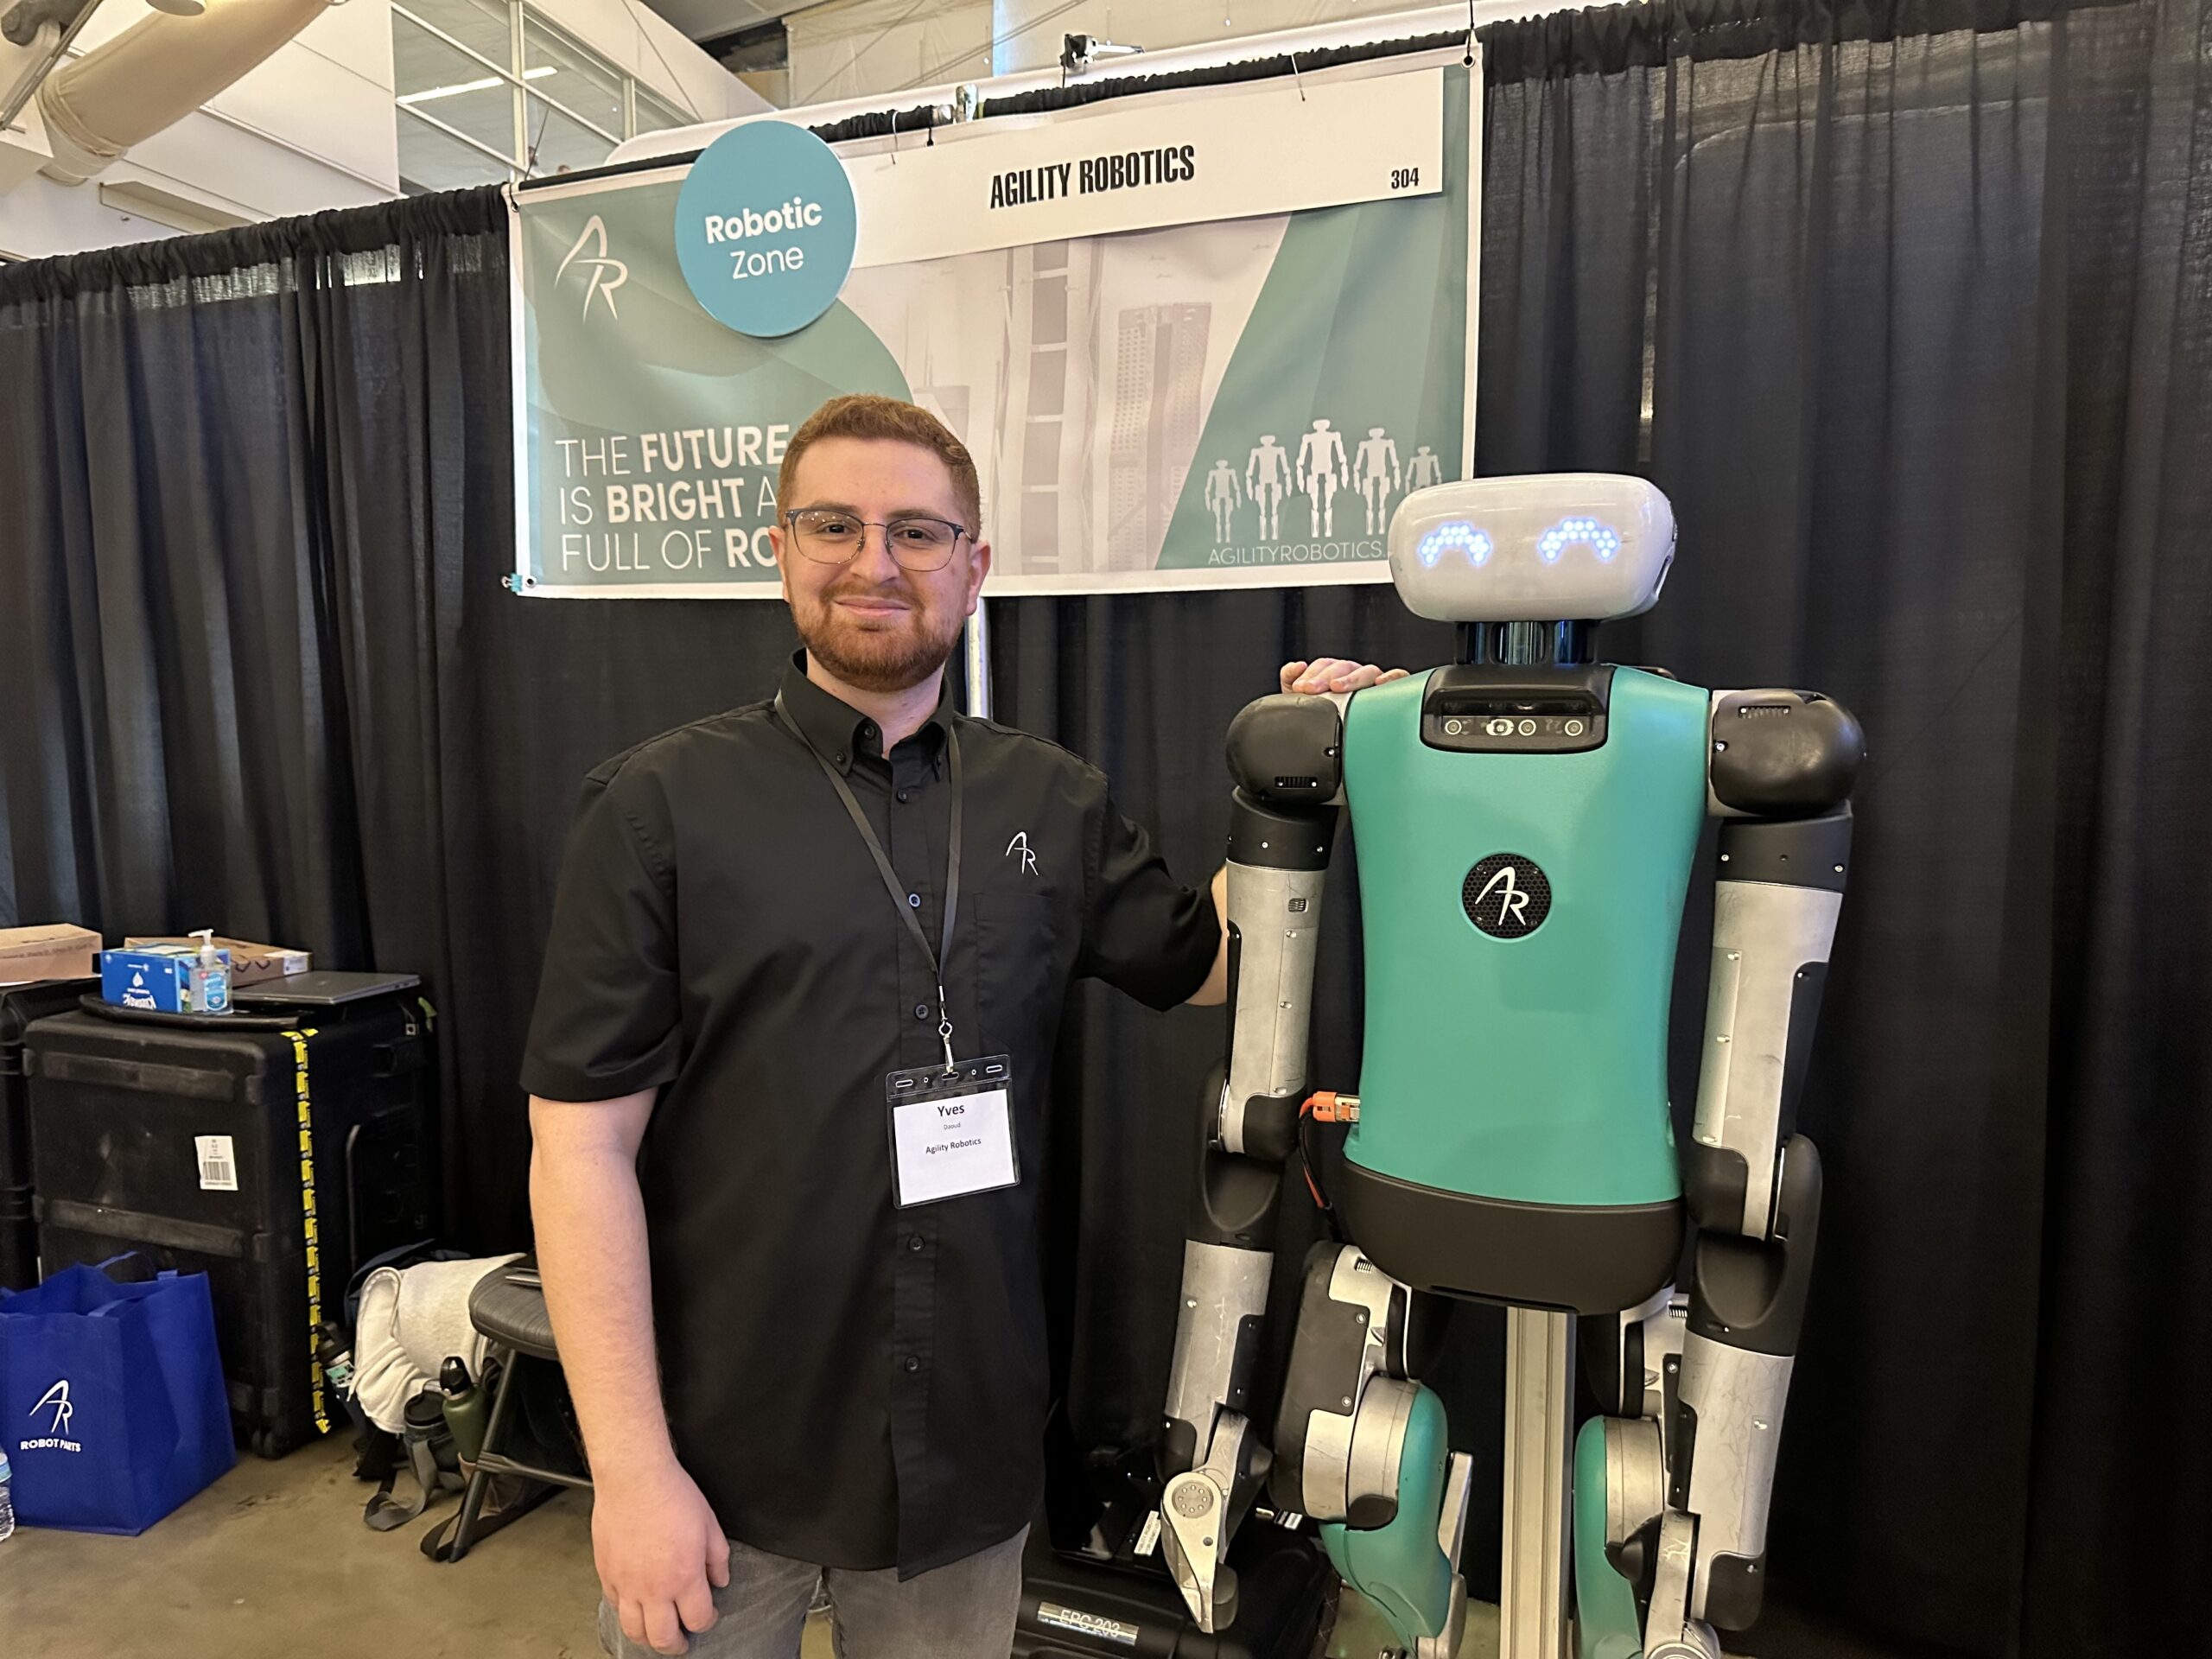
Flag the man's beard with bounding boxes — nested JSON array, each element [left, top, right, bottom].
[[792, 576, 965, 694]]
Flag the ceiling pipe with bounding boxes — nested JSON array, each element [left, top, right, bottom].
[[37, 0, 328, 186]]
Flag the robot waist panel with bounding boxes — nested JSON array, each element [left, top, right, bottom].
[[1336, 1160, 1682, 1313]]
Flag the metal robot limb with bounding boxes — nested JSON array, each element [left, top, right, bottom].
[[1634, 690, 1863, 1654], [1158, 692, 1342, 1634]]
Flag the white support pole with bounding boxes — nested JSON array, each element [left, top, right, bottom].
[[1501, 1306, 1575, 1659], [963, 597, 994, 718]]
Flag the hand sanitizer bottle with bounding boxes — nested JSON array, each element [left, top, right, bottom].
[[189, 930, 232, 1016]]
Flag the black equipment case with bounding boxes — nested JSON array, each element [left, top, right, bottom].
[[1, 977, 97, 1290], [1014, 1516, 1330, 1658], [25, 971, 435, 1457]]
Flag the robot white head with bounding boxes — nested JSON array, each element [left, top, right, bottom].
[[1386, 474, 1675, 625]]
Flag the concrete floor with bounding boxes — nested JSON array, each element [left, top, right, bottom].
[[0, 1435, 1625, 1659], [0, 1433, 1440, 1659], [0, 1434, 835, 1659]]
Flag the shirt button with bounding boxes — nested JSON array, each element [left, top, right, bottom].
[[896, 790, 910, 803], [907, 892, 921, 908], [904, 1356, 922, 1373], [907, 1234, 925, 1252], [914, 1003, 931, 1020]]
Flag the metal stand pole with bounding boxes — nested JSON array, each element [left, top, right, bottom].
[[1501, 1306, 1575, 1659], [963, 597, 994, 719]]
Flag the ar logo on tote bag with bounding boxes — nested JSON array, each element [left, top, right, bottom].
[[24, 1377, 82, 1452]]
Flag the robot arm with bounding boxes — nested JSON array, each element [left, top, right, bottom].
[[1634, 689, 1864, 1656], [1158, 692, 1342, 1632]]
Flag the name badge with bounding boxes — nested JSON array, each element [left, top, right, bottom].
[[886, 1056, 1020, 1207]]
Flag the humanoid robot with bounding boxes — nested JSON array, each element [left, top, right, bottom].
[[1205, 457, 1246, 543], [1296, 419, 1351, 537], [1155, 474, 1861, 1659], [1356, 428, 1402, 534], [1248, 436, 1293, 543], [1408, 444, 1446, 491]]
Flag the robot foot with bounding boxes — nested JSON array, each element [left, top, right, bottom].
[[1412, 1574, 1469, 1658]]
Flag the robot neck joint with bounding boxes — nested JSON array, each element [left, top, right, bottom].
[[1456, 620, 1597, 668]]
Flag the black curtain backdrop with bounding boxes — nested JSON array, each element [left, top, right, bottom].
[[1478, 1, 2211, 1653], [0, 0, 2205, 1649]]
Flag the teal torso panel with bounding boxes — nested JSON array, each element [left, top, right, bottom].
[[1342, 667, 1709, 1211]]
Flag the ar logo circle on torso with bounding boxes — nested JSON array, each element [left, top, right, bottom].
[[1463, 854, 1552, 939]]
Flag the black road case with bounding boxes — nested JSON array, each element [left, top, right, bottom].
[[1, 977, 97, 1289], [1015, 1516, 1331, 1658], [26, 971, 435, 1457]]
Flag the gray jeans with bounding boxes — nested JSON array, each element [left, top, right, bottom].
[[596, 1526, 1028, 1659]]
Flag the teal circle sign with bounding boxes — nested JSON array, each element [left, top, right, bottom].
[[675, 121, 857, 339]]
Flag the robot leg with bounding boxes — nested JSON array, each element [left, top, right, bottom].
[[1271, 1244, 1474, 1656], [1572, 1291, 1685, 1659]]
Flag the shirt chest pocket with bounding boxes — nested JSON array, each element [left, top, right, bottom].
[[974, 889, 1077, 1058]]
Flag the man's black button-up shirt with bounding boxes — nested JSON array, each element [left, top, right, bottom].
[[520, 654, 1219, 1575]]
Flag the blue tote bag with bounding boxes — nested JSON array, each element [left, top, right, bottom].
[[0, 1259, 235, 1533]]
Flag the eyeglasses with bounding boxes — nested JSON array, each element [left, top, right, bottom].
[[785, 508, 971, 572]]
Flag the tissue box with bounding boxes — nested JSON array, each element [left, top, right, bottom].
[[0, 924, 101, 984], [102, 945, 228, 1014], [124, 937, 309, 987]]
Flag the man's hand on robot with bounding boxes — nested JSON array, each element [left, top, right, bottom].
[[1281, 658, 1409, 695]]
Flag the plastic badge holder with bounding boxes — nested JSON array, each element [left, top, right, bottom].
[[885, 1055, 1019, 1208]]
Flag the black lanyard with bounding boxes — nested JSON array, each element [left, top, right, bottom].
[[776, 694, 964, 1069]]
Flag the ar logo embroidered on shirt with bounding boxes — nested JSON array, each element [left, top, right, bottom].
[[1005, 832, 1039, 876]]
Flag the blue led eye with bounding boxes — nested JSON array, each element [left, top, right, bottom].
[[1418, 522, 1493, 568], [1537, 516, 1625, 563]]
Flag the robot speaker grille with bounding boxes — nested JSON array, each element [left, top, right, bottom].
[[1462, 854, 1552, 939]]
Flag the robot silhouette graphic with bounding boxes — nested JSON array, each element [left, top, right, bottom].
[[1204, 458, 1245, 543], [1407, 443, 1446, 491], [1296, 419, 1351, 537], [1156, 474, 1864, 1659], [1355, 427, 1403, 534], [1246, 436, 1293, 543]]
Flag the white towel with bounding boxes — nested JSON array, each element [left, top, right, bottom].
[[352, 1253, 523, 1434]]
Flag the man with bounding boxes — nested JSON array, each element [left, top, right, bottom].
[[523, 394, 1400, 1659]]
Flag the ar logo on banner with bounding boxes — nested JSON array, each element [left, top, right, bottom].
[[556, 216, 628, 322], [675, 121, 858, 339]]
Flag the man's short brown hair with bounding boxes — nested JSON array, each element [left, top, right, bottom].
[[779, 395, 983, 537]]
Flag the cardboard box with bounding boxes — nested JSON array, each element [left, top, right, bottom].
[[124, 937, 310, 987], [0, 924, 100, 984], [102, 944, 230, 1014]]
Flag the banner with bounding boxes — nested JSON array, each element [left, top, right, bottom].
[[511, 57, 1477, 598]]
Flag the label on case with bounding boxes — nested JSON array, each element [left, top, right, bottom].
[[196, 1135, 238, 1192], [1035, 1603, 1141, 1646]]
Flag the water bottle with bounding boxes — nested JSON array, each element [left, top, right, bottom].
[[440, 1357, 489, 1465], [317, 1323, 356, 1402], [1, 1447, 16, 1541]]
